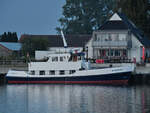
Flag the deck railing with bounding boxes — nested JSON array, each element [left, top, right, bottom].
[[88, 58, 132, 63]]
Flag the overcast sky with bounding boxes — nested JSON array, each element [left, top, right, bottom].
[[0, 0, 65, 38]]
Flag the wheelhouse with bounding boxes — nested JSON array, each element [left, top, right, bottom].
[[28, 52, 86, 76]]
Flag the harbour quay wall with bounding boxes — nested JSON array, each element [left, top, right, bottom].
[[91, 63, 132, 68], [91, 63, 150, 75], [135, 63, 150, 74], [91, 63, 150, 84], [0, 64, 27, 84], [0, 62, 150, 84], [0, 65, 28, 74], [0, 74, 5, 84], [0, 61, 149, 75], [0, 60, 28, 74], [133, 74, 150, 85]]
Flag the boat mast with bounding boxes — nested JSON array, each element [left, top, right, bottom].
[[61, 30, 68, 48]]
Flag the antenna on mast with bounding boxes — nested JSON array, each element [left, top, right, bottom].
[[61, 30, 67, 48]]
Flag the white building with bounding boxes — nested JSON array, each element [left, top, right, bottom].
[[86, 13, 150, 63], [20, 35, 91, 60]]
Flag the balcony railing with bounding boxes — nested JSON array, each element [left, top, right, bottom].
[[92, 41, 132, 48]]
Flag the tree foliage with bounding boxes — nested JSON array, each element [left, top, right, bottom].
[[57, 0, 150, 36], [56, 0, 116, 34], [20, 38, 49, 57], [0, 32, 18, 42], [115, 0, 150, 34]]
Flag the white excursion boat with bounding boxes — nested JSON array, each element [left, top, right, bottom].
[[6, 31, 135, 85]]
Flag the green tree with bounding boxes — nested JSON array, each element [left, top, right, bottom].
[[116, 0, 150, 34], [56, 0, 116, 34], [1, 32, 7, 42], [20, 37, 49, 57], [0, 32, 18, 42], [12, 32, 18, 42]]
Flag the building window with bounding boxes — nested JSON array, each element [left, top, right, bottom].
[[101, 34, 106, 41], [123, 50, 127, 57], [97, 34, 101, 41], [110, 50, 114, 56], [108, 34, 111, 41], [69, 70, 76, 74], [30, 71, 35, 75], [108, 49, 110, 56], [49, 70, 55, 75], [60, 70, 65, 75], [119, 34, 126, 41], [108, 34, 112, 41], [115, 50, 120, 56], [99, 50, 106, 58], [40, 71, 45, 75], [111, 34, 119, 41], [94, 34, 97, 41]]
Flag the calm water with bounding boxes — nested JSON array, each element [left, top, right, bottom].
[[0, 84, 150, 113]]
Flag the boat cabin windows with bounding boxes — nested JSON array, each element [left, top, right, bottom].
[[49, 70, 55, 75], [40, 71, 45, 75], [69, 53, 84, 62], [52, 57, 58, 62], [60, 56, 69, 62], [50, 56, 69, 62], [60, 57, 64, 61], [30, 71, 35, 75], [60, 70, 65, 75], [69, 70, 76, 74], [73, 56, 78, 61]]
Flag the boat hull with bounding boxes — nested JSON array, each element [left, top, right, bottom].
[[6, 72, 131, 85]]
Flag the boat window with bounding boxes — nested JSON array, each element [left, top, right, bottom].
[[73, 56, 77, 62], [49, 70, 55, 75], [31, 71, 35, 75], [40, 71, 45, 75], [60, 57, 63, 61], [69, 70, 76, 74], [52, 57, 58, 62], [69, 55, 73, 61], [64, 56, 66, 60], [67, 56, 69, 60], [78, 56, 81, 60], [60, 70, 65, 75]]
